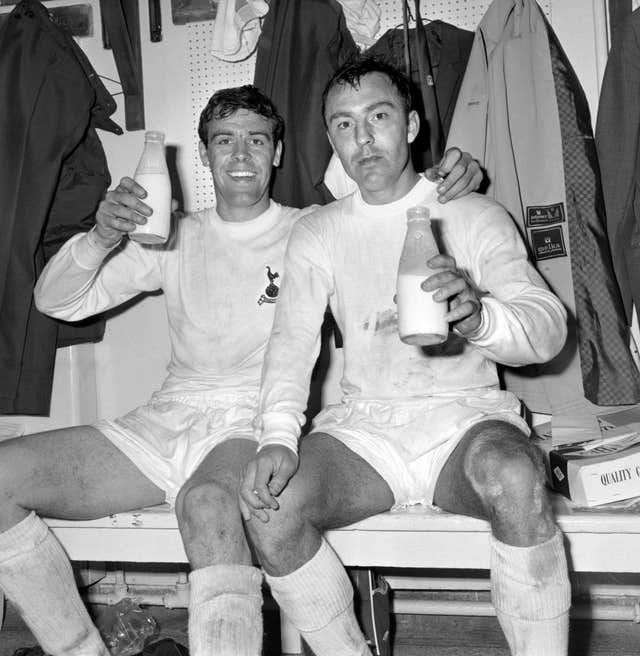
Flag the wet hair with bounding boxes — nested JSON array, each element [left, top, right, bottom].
[[198, 85, 285, 146], [321, 56, 413, 127]]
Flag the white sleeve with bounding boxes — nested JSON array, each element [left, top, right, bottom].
[[459, 205, 568, 366], [34, 229, 163, 321], [257, 220, 334, 454]]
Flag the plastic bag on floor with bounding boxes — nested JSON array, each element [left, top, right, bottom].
[[98, 598, 158, 656]]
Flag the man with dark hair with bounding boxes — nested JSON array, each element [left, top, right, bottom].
[[0, 83, 482, 656], [241, 60, 570, 656], [198, 85, 285, 146]]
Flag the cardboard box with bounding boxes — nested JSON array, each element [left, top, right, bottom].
[[534, 416, 640, 507]]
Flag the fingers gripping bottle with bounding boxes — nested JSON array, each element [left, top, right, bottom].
[[131, 130, 172, 244], [396, 206, 448, 345]]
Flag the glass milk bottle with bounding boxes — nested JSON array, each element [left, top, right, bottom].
[[396, 206, 448, 345], [131, 130, 171, 244]]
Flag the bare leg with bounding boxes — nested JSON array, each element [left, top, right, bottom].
[[175, 438, 262, 656], [247, 433, 394, 575], [0, 426, 165, 530], [175, 438, 256, 568], [433, 420, 570, 656], [0, 426, 164, 656], [246, 433, 394, 656]]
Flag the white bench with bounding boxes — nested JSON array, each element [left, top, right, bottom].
[[34, 495, 640, 654], [43, 495, 640, 571]]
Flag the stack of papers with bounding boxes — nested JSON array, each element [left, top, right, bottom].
[[533, 407, 640, 507]]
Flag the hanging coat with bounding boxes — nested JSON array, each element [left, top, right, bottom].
[[0, 0, 122, 415], [446, 0, 640, 415], [253, 0, 358, 208], [596, 8, 640, 328]]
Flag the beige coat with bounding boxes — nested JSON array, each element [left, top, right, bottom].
[[446, 0, 589, 419]]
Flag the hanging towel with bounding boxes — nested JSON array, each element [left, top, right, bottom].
[[335, 0, 381, 50], [211, 0, 269, 63]]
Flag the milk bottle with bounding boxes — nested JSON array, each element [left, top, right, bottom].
[[396, 206, 448, 345], [131, 131, 171, 244]]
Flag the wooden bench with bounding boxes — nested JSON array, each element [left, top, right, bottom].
[[34, 495, 640, 654]]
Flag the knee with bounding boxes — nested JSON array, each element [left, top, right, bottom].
[[244, 486, 313, 560], [175, 478, 236, 530], [463, 426, 548, 517]]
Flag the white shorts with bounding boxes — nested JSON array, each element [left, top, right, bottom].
[[93, 390, 259, 505], [311, 389, 529, 508]]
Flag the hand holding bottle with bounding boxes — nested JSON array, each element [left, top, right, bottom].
[[93, 176, 153, 249], [397, 206, 449, 345], [131, 130, 172, 244], [420, 253, 483, 337]]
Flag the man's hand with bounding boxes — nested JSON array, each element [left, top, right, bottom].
[[239, 445, 299, 523], [425, 147, 484, 203], [93, 177, 152, 248], [421, 254, 483, 336]]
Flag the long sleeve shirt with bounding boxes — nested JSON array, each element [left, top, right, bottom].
[[257, 176, 567, 453], [35, 202, 309, 398]]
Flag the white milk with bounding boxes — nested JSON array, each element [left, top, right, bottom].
[[131, 172, 171, 244], [397, 273, 448, 345]]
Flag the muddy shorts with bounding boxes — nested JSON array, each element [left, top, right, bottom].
[[311, 389, 529, 508]]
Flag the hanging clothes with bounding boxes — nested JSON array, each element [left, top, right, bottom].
[[211, 0, 269, 63], [0, 0, 121, 415], [253, 0, 358, 208], [368, 18, 474, 169], [595, 8, 640, 327], [335, 0, 381, 50], [324, 18, 474, 198], [446, 0, 640, 415]]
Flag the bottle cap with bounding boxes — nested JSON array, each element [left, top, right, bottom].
[[407, 206, 430, 221], [144, 130, 166, 142]]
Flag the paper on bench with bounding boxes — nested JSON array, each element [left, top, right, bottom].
[[551, 410, 601, 447]]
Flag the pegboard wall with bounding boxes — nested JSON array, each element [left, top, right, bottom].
[[188, 1, 552, 211]]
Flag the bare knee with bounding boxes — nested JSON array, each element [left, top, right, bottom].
[[176, 477, 251, 568], [463, 422, 554, 544], [175, 478, 237, 533], [245, 482, 317, 571]]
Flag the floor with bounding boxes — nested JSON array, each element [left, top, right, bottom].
[[2, 601, 640, 655]]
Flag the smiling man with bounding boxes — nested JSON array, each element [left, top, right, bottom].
[[241, 59, 570, 656], [0, 84, 482, 656], [6, 86, 297, 656]]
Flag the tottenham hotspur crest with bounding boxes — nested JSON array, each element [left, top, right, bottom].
[[258, 266, 280, 305]]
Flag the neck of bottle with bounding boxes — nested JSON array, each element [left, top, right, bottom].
[[136, 141, 167, 175]]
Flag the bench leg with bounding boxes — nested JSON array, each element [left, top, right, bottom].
[[280, 613, 303, 655]]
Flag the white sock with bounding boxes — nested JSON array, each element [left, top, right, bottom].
[[491, 528, 571, 656], [264, 538, 371, 656], [0, 512, 108, 656], [188, 563, 263, 656]]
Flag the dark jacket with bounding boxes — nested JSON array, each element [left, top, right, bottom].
[[0, 0, 122, 414], [596, 8, 640, 327], [253, 0, 358, 208]]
